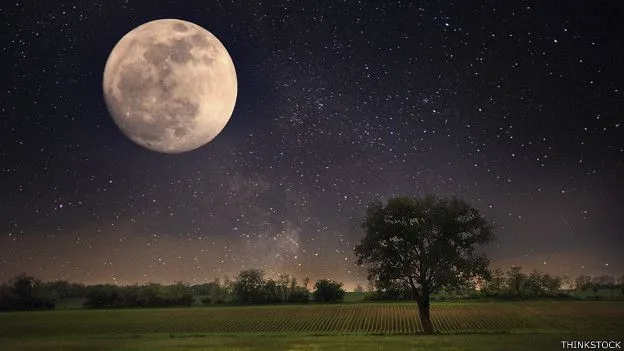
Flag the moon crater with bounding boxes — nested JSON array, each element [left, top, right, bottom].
[[103, 19, 237, 153]]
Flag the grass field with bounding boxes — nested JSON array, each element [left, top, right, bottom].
[[343, 291, 367, 302], [1, 301, 622, 350]]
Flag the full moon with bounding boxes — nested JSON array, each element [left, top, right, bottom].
[[103, 19, 237, 153]]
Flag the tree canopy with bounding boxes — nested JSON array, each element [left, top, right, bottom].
[[355, 195, 494, 333]]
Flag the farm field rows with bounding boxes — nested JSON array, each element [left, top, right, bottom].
[[1, 301, 623, 338]]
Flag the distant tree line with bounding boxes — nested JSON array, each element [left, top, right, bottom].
[[366, 278, 479, 301], [84, 282, 194, 308], [365, 266, 624, 301], [574, 274, 624, 298], [479, 266, 566, 299], [1, 268, 621, 311], [0, 274, 57, 311], [197, 269, 344, 305], [0, 270, 346, 311]]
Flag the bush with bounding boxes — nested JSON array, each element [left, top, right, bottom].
[[312, 279, 345, 303], [0, 275, 56, 311], [287, 287, 310, 303]]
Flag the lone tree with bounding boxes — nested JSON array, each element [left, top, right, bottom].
[[355, 195, 494, 334]]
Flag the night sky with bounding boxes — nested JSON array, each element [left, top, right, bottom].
[[1, 1, 623, 289]]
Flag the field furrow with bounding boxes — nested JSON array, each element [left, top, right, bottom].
[[1, 301, 623, 337]]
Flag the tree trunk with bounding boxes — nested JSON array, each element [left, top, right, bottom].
[[417, 297, 434, 334]]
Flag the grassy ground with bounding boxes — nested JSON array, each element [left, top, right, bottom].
[[2, 333, 617, 351], [54, 297, 87, 309], [0, 301, 622, 350], [343, 291, 367, 302]]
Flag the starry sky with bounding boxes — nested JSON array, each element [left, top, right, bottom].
[[1, 1, 623, 289]]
